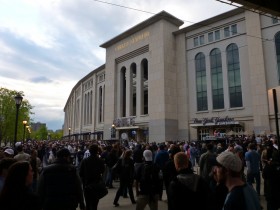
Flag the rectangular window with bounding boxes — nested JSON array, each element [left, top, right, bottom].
[[224, 27, 230, 38], [231, 24, 237, 35], [199, 35, 205, 45], [215, 30, 220, 40], [194, 37, 199, 47], [208, 32, 213, 42]]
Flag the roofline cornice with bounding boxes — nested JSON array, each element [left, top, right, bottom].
[[100, 10, 184, 48]]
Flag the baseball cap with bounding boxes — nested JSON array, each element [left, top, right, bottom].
[[216, 151, 242, 172], [4, 148, 14, 156], [143, 150, 153, 161]]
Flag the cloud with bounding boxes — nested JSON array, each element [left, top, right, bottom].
[[29, 76, 53, 83]]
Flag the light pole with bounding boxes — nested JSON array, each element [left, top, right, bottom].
[[111, 124, 116, 139], [14, 93, 23, 148], [22, 120, 27, 143], [68, 127, 71, 140], [26, 125, 30, 140]]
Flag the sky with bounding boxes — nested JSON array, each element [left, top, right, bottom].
[[0, 0, 237, 131]]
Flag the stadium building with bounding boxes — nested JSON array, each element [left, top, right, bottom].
[[63, 7, 280, 142]]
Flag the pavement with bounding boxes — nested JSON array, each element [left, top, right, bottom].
[[97, 181, 168, 210], [79, 166, 267, 210]]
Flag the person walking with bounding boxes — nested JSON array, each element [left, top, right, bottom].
[[79, 144, 106, 210], [154, 144, 169, 200], [135, 149, 161, 210], [199, 143, 217, 184], [214, 151, 261, 210], [30, 149, 42, 192], [168, 152, 212, 210], [0, 161, 41, 210], [245, 143, 261, 195], [37, 148, 85, 210], [113, 149, 136, 206]]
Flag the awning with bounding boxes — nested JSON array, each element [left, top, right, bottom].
[[115, 126, 139, 130]]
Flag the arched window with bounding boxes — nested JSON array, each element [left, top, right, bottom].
[[226, 43, 243, 107], [99, 87, 103, 123], [141, 59, 148, 115], [84, 93, 87, 125], [210, 48, 224, 109], [131, 63, 137, 116], [195, 53, 207, 111], [275, 32, 280, 84], [121, 67, 126, 117], [90, 91, 93, 124]]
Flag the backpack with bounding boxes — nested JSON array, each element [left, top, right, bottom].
[[139, 162, 160, 194]]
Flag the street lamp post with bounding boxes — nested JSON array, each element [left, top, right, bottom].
[[14, 93, 23, 148], [68, 127, 71, 140], [26, 125, 30, 140], [23, 120, 27, 143], [111, 124, 116, 139]]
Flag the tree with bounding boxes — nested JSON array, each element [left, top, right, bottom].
[[0, 88, 33, 146]]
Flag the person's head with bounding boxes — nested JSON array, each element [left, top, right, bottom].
[[206, 143, 214, 151], [89, 144, 99, 156], [16, 145, 23, 152], [214, 151, 242, 183], [3, 148, 14, 158], [174, 152, 189, 171], [169, 145, 181, 158], [56, 148, 71, 162], [30, 149, 38, 159], [143, 149, 153, 162], [123, 149, 132, 159], [1, 161, 33, 195], [159, 144, 165, 150]]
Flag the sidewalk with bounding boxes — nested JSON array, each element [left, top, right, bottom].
[[97, 181, 168, 210]]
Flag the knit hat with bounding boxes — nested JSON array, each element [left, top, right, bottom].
[[143, 150, 153, 161], [216, 151, 242, 172]]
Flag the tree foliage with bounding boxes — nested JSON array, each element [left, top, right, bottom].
[[0, 87, 33, 145]]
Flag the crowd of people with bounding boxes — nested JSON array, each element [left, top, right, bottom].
[[0, 135, 279, 210]]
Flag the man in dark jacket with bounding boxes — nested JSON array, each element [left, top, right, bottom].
[[262, 150, 280, 210], [135, 149, 161, 210], [169, 152, 212, 210], [79, 144, 106, 210], [37, 148, 85, 210]]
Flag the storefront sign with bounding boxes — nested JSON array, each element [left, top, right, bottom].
[[193, 116, 235, 126]]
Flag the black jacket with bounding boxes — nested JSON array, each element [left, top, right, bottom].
[[79, 154, 105, 186], [37, 159, 85, 210], [0, 188, 41, 210], [135, 161, 161, 195], [263, 161, 280, 205], [168, 168, 212, 210]]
